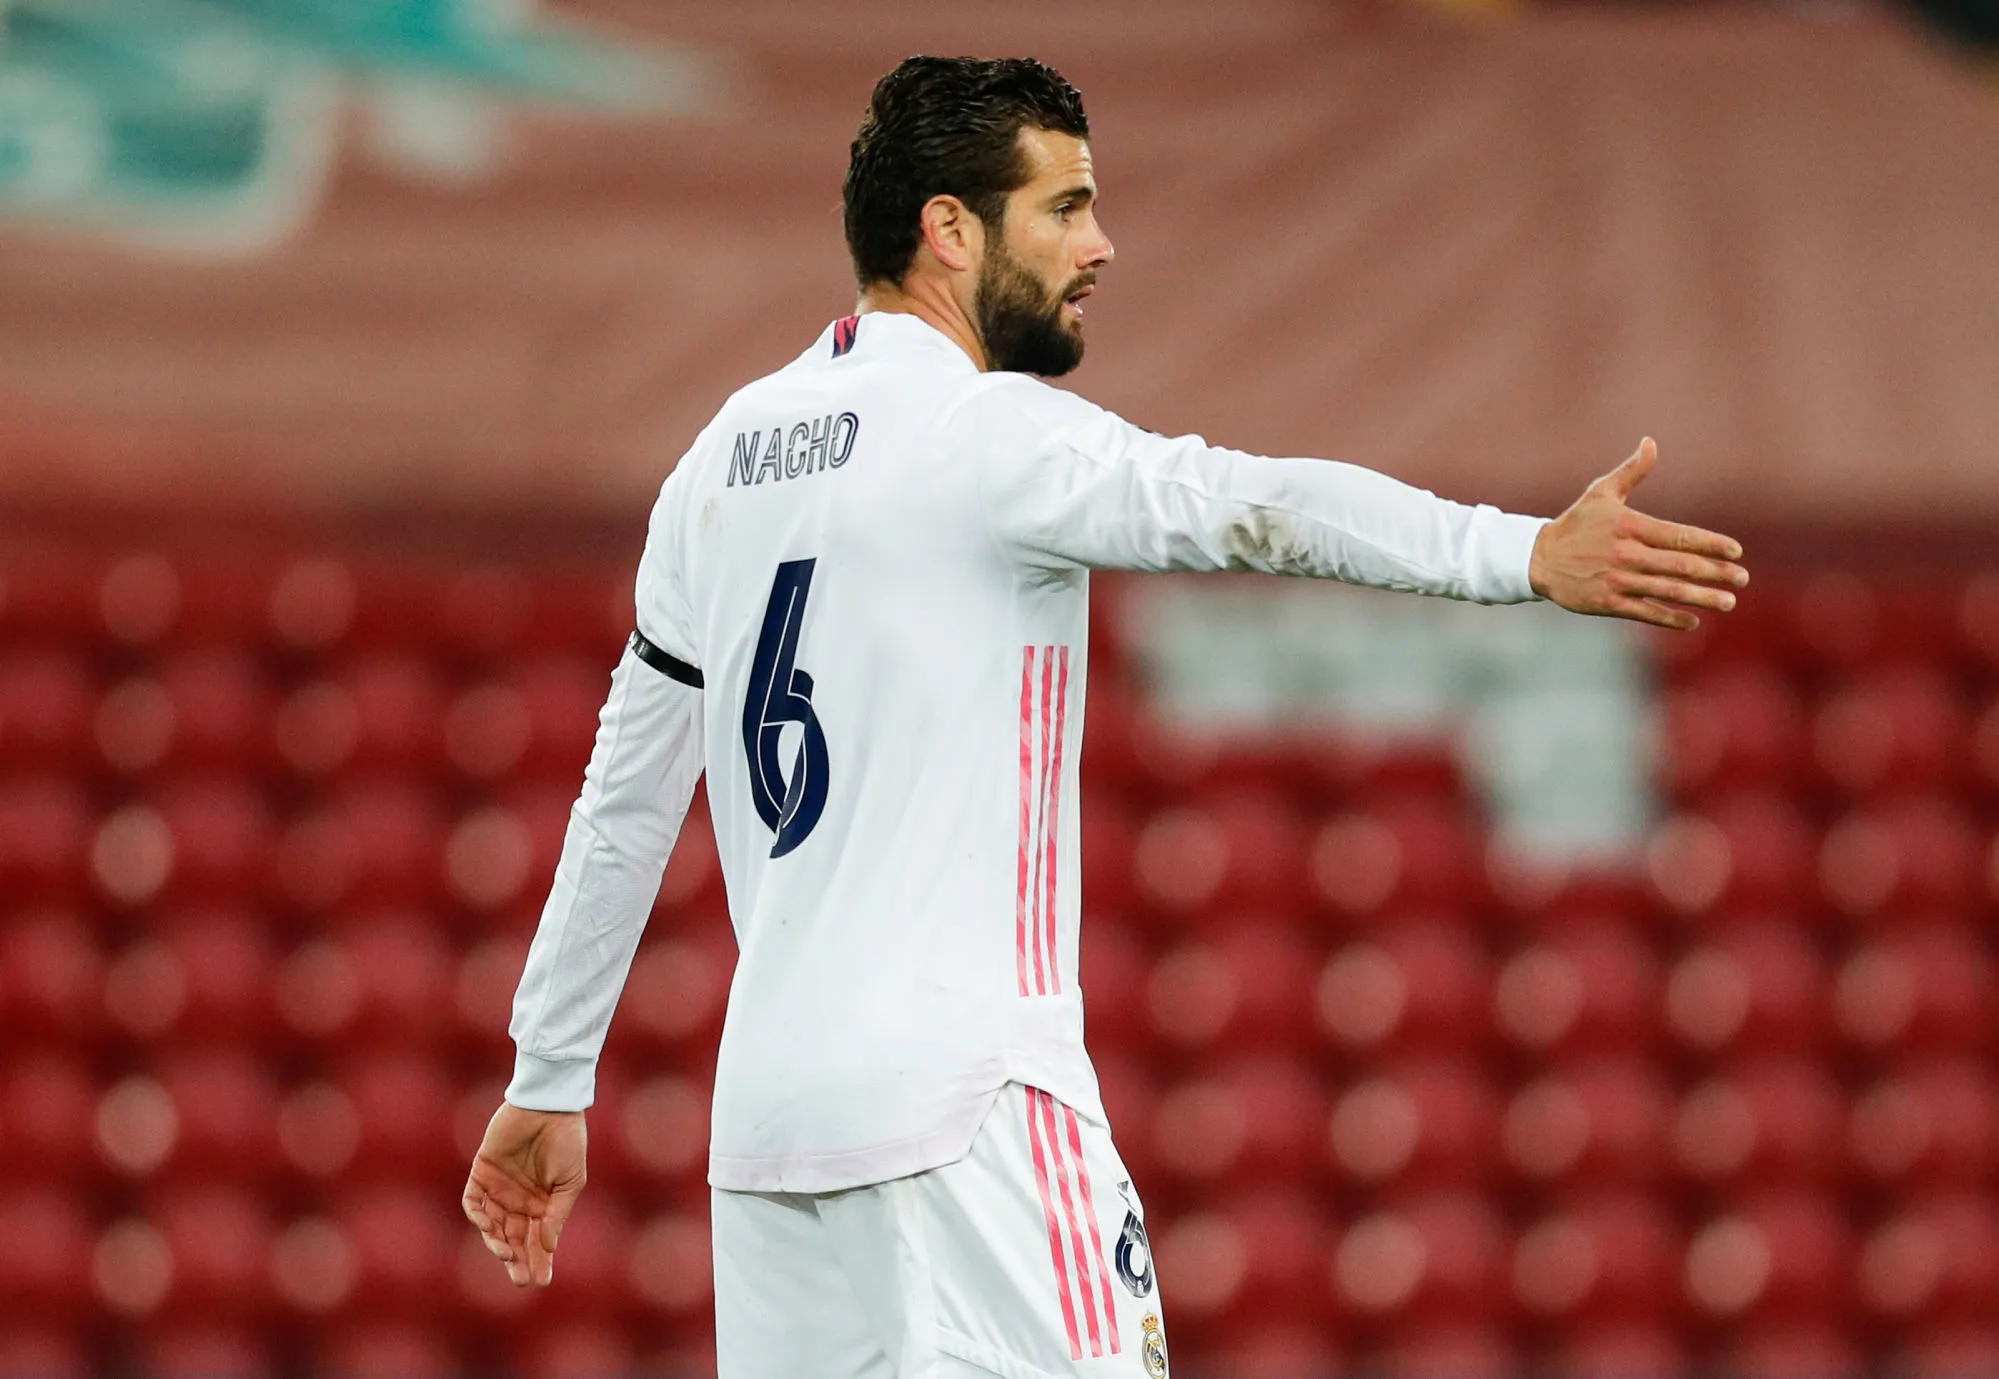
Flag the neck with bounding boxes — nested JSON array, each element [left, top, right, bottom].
[[858, 275, 989, 371]]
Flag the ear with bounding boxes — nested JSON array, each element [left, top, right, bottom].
[[916, 194, 982, 275]]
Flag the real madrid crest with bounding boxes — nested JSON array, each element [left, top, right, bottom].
[[1140, 1312, 1167, 1379]]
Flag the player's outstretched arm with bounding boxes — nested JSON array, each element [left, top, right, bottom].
[[1528, 438, 1748, 631], [462, 1101, 587, 1288]]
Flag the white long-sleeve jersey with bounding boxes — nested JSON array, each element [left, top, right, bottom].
[[505, 311, 1549, 1192]]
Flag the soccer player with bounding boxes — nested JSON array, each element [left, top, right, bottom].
[[462, 56, 1747, 1378]]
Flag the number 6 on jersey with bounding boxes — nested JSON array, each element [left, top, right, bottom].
[[742, 559, 830, 857]]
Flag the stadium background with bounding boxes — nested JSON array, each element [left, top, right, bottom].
[[2, 2, 1998, 1376]]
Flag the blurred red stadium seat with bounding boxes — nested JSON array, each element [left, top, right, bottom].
[[1316, 920, 1490, 1058], [152, 652, 276, 772], [1328, 1060, 1500, 1188], [328, 1185, 461, 1316], [313, 1322, 461, 1379], [1090, 1052, 1159, 1191], [1143, 925, 1320, 1054], [0, 552, 99, 648], [1151, 1190, 1331, 1328], [451, 936, 531, 1060], [604, 1074, 710, 1187], [132, 1326, 272, 1379], [1150, 1057, 1327, 1185], [1312, 796, 1481, 918], [1133, 792, 1308, 917], [148, 1051, 283, 1183], [1722, 1325, 1866, 1379], [333, 1057, 463, 1183], [615, 933, 734, 1060], [305, 917, 457, 1051], [509, 655, 612, 781], [1811, 666, 1970, 799], [103, 910, 278, 1046], [1544, 1325, 1689, 1379], [1332, 1192, 1508, 1325], [1511, 1195, 1683, 1325], [1077, 796, 1140, 917], [431, 566, 534, 664], [0, 911, 106, 1046], [1850, 1060, 1999, 1185], [1902, 1327, 1999, 1379], [523, 569, 631, 656], [0, 651, 94, 769], [624, 1211, 712, 1319], [1860, 1192, 1999, 1324], [264, 558, 359, 657], [1077, 918, 1149, 1054], [516, 1325, 638, 1379], [272, 783, 446, 912], [1502, 1057, 1674, 1186], [1645, 792, 1816, 918], [1819, 797, 1983, 918], [0, 1187, 94, 1321], [1655, 663, 1809, 799], [138, 1185, 277, 1321], [1834, 924, 1996, 1054], [1671, 1058, 1845, 1187], [3, 1054, 98, 1181], [1377, 1325, 1519, 1379], [1683, 1191, 1853, 1323], [0, 1326, 92, 1379], [0, 778, 93, 902], [1664, 922, 1831, 1056], [1179, 1322, 1341, 1379], [1493, 925, 1661, 1057], [1791, 571, 1886, 673]]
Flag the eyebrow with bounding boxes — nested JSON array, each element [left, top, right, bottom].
[[1049, 185, 1095, 209]]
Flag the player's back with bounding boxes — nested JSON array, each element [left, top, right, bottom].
[[644, 312, 1101, 1191]]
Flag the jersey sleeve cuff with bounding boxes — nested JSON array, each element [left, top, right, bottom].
[[505, 1051, 597, 1112], [1476, 510, 1551, 604]]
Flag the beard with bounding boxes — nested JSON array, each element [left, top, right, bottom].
[[975, 240, 1088, 377]]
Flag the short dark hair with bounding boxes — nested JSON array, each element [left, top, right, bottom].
[[843, 56, 1089, 289]]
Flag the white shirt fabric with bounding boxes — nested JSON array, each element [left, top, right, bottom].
[[505, 311, 1549, 1193]]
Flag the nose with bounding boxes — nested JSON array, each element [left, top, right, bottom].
[[1084, 216, 1114, 270]]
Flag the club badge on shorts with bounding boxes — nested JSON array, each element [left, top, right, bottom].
[[1140, 1312, 1167, 1378]]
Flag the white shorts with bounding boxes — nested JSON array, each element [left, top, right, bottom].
[[711, 1083, 1170, 1379]]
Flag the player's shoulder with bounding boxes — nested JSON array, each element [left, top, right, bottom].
[[940, 371, 1111, 447]]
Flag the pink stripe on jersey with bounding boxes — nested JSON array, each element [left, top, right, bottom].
[[1063, 1101, 1122, 1355], [1016, 649, 1035, 997], [1041, 647, 1069, 994], [1029, 646, 1055, 995], [1026, 1087, 1084, 1360], [1039, 1088, 1106, 1358]]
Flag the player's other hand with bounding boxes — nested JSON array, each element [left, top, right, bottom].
[[461, 1101, 587, 1288], [1529, 437, 1748, 631]]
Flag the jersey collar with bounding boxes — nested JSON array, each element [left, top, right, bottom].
[[813, 310, 981, 372]]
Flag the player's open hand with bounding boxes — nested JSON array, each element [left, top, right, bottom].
[[1529, 438, 1747, 631], [461, 1101, 587, 1288]]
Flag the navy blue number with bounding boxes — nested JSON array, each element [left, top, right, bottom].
[[742, 559, 829, 858]]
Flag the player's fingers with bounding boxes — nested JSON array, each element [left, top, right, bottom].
[[1618, 543, 1749, 589], [526, 1222, 555, 1287], [1608, 571, 1738, 613], [1607, 595, 1699, 631], [502, 1209, 534, 1286], [1595, 437, 1656, 501], [1625, 511, 1743, 561]]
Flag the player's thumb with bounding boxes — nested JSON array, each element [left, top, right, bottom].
[[1600, 437, 1657, 501], [540, 1178, 583, 1254], [539, 1199, 570, 1256]]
